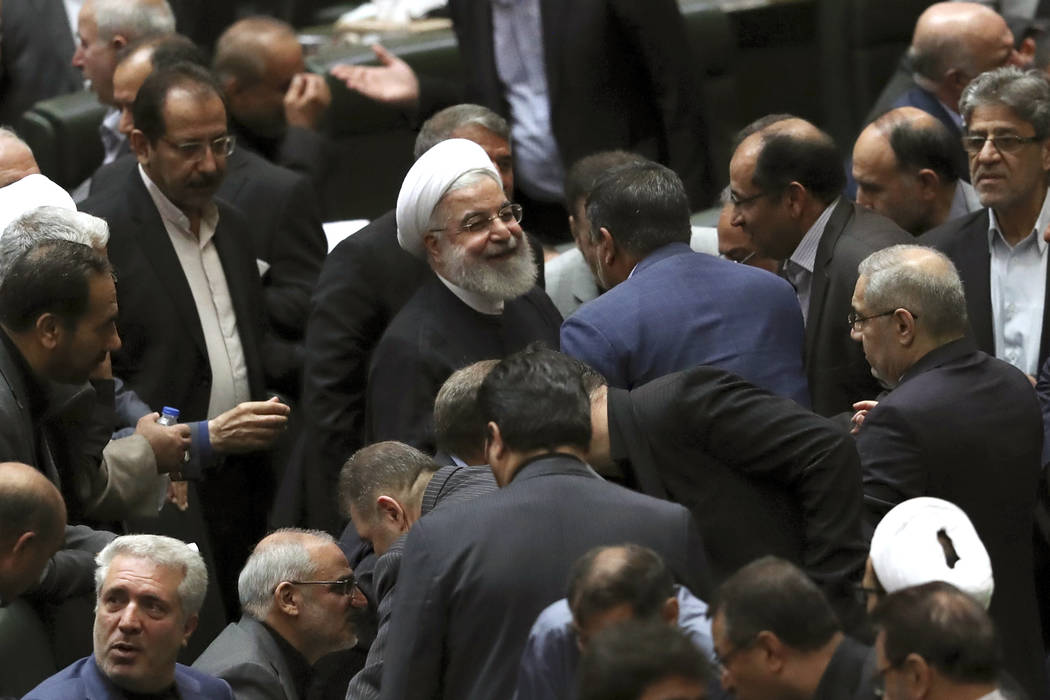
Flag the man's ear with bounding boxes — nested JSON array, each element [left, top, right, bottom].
[[35, 313, 62, 350], [597, 227, 616, 265], [181, 613, 198, 646], [783, 182, 807, 218], [754, 630, 786, 672], [110, 34, 128, 52], [274, 581, 299, 616], [900, 653, 932, 695], [376, 495, 405, 527], [130, 129, 151, 166], [660, 596, 679, 625], [10, 531, 37, 560], [423, 232, 441, 262], [915, 168, 941, 200]]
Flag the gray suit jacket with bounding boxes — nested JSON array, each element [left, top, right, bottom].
[[193, 616, 299, 700]]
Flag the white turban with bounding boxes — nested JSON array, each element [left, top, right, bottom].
[[0, 174, 76, 234], [396, 138, 501, 258], [870, 497, 994, 609]]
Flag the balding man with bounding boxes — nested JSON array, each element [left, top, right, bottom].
[[728, 116, 910, 415], [214, 17, 332, 194], [72, 0, 175, 165], [0, 462, 66, 604], [0, 130, 76, 231], [364, 138, 560, 453], [852, 107, 982, 236], [850, 244, 1046, 698]]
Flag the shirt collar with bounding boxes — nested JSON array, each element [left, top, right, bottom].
[[138, 164, 219, 244], [986, 186, 1050, 254], [435, 273, 505, 315], [789, 197, 839, 274]]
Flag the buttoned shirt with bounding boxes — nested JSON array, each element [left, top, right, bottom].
[[99, 109, 125, 165], [987, 189, 1050, 376], [784, 197, 839, 325], [436, 273, 505, 315], [139, 165, 250, 418], [490, 0, 565, 202]]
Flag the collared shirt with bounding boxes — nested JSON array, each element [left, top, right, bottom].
[[139, 165, 250, 418], [100, 109, 125, 165], [987, 188, 1050, 376], [949, 180, 982, 222], [260, 620, 312, 699], [436, 273, 505, 315], [490, 0, 565, 202], [784, 197, 839, 325]]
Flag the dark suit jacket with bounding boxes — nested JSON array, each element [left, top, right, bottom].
[[561, 242, 809, 405], [193, 616, 299, 700], [607, 367, 866, 614], [90, 151, 326, 344], [804, 200, 911, 415], [24, 655, 233, 700], [923, 208, 1050, 373], [855, 338, 1046, 700], [442, 0, 711, 207], [380, 454, 710, 700]]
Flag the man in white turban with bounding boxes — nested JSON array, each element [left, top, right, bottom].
[[366, 138, 562, 451], [0, 129, 76, 233]]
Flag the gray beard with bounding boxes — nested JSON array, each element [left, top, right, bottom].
[[435, 235, 537, 301]]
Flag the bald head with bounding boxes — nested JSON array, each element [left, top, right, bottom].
[[0, 130, 39, 188], [0, 462, 67, 600], [910, 2, 1019, 107]]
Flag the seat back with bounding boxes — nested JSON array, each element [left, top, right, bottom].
[[18, 90, 106, 190]]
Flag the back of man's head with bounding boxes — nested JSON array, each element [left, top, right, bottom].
[[875, 108, 964, 185], [414, 104, 511, 160], [564, 151, 648, 212], [0, 207, 109, 283], [478, 346, 592, 455], [712, 556, 840, 653], [568, 544, 675, 631], [338, 442, 438, 526], [585, 162, 691, 258], [237, 528, 337, 619], [213, 16, 298, 87], [750, 120, 845, 206], [92, 0, 175, 43], [0, 128, 39, 189], [579, 619, 712, 700], [0, 238, 111, 333], [132, 62, 227, 144], [434, 360, 500, 464], [873, 581, 1001, 686], [120, 33, 208, 72], [908, 3, 1015, 88], [0, 462, 66, 599]]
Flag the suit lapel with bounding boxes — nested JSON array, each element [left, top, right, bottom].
[[805, 199, 852, 360], [954, 214, 995, 354], [244, 617, 300, 700]]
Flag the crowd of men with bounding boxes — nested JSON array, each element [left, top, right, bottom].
[[3, 0, 1050, 699]]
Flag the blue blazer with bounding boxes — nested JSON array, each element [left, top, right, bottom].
[[561, 242, 810, 406], [23, 655, 233, 700]]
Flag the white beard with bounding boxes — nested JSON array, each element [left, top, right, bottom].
[[435, 233, 537, 301]]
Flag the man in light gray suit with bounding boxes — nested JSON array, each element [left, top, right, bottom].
[[193, 529, 367, 700]]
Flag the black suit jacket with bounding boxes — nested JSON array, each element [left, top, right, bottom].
[[440, 0, 711, 207], [380, 454, 710, 700], [804, 200, 912, 415], [922, 208, 1050, 372], [855, 338, 1047, 700], [90, 151, 325, 344], [608, 367, 866, 614]]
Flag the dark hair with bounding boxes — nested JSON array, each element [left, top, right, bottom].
[[117, 33, 206, 69], [884, 117, 964, 183], [733, 113, 798, 148], [0, 239, 112, 332], [873, 581, 1001, 685], [586, 162, 691, 257], [434, 360, 499, 462], [578, 619, 713, 700], [565, 151, 648, 211], [337, 441, 438, 520], [133, 62, 227, 143], [0, 465, 64, 547], [568, 544, 674, 629], [478, 346, 591, 453], [710, 556, 840, 652], [752, 131, 845, 205]]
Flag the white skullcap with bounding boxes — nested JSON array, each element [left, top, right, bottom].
[[0, 174, 76, 233], [870, 497, 994, 609], [395, 138, 501, 258]]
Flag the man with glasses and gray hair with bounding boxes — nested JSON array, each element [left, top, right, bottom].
[[193, 529, 366, 700], [849, 244, 1046, 698]]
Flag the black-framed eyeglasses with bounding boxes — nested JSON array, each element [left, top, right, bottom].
[[429, 202, 523, 235], [961, 133, 1041, 155], [161, 134, 236, 161], [714, 636, 757, 669], [847, 309, 918, 329], [721, 185, 769, 209], [282, 575, 358, 596]]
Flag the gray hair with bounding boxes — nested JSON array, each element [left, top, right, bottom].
[[95, 534, 207, 617], [434, 359, 499, 461], [338, 442, 437, 521], [0, 207, 110, 283], [959, 67, 1050, 139], [93, 0, 175, 43], [237, 528, 335, 619], [414, 104, 510, 160], [858, 244, 968, 341]]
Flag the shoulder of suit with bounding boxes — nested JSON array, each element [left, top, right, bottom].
[[920, 209, 987, 250]]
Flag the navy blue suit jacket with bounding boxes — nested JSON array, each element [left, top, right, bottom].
[[561, 242, 810, 406], [24, 655, 233, 700]]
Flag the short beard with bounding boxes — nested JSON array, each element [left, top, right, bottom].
[[435, 234, 537, 301]]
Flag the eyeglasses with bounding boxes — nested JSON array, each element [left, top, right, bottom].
[[430, 203, 523, 235], [847, 309, 918, 329], [961, 133, 1041, 155], [282, 575, 358, 596], [872, 659, 904, 698], [161, 134, 236, 161], [720, 250, 757, 265], [721, 185, 769, 209], [714, 636, 756, 669]]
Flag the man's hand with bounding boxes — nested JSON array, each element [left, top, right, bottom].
[[136, 413, 192, 474], [167, 480, 189, 511], [284, 72, 331, 130], [330, 44, 420, 110], [209, 397, 290, 454], [850, 400, 879, 435]]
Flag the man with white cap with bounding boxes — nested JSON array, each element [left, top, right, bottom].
[[364, 138, 561, 452], [0, 129, 76, 232]]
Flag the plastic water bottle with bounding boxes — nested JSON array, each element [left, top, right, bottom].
[[157, 406, 180, 426]]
